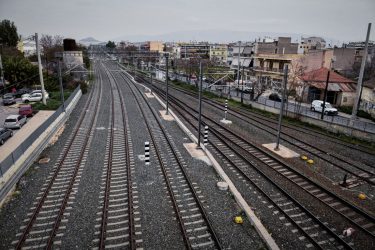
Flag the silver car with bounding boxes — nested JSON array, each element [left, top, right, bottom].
[[0, 127, 13, 145], [4, 115, 27, 129], [2, 93, 16, 105]]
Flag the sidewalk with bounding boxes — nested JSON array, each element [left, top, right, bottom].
[[0, 111, 54, 163]]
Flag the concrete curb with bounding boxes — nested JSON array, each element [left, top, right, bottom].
[[121, 69, 279, 250], [0, 89, 82, 207]]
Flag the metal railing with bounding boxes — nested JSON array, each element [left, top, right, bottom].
[[0, 86, 81, 177], [176, 77, 375, 134]]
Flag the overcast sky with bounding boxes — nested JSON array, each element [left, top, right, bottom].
[[1, 0, 374, 42]]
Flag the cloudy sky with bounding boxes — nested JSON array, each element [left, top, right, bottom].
[[1, 0, 374, 42]]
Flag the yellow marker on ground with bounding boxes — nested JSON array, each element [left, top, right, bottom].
[[307, 159, 314, 164], [234, 216, 243, 224], [358, 193, 366, 200], [301, 155, 308, 160]]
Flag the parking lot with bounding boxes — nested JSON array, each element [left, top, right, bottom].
[[0, 97, 28, 138]]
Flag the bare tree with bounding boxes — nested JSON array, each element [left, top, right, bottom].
[[287, 58, 307, 117], [40, 34, 64, 75]]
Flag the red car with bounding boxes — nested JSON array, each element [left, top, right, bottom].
[[19, 105, 33, 117]]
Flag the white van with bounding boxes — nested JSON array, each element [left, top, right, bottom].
[[311, 100, 338, 116]]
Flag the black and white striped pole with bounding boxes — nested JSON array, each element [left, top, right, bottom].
[[224, 99, 228, 120], [221, 99, 232, 124], [145, 141, 150, 165], [203, 126, 208, 146]]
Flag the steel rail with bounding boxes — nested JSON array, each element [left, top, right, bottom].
[[118, 67, 222, 250], [15, 64, 101, 249]]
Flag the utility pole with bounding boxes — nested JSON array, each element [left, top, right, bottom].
[[197, 61, 203, 149], [241, 64, 244, 104], [320, 68, 331, 120], [237, 41, 241, 97], [35, 33, 47, 105], [351, 23, 372, 124], [58, 61, 65, 112], [275, 65, 288, 151], [165, 53, 170, 115]]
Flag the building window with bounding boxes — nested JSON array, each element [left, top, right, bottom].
[[343, 97, 347, 102]]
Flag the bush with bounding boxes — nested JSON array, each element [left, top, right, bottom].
[[338, 106, 375, 122], [79, 81, 88, 94]]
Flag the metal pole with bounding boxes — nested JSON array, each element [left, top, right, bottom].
[[35, 33, 46, 105], [150, 69, 153, 94], [224, 99, 228, 120], [237, 41, 241, 86], [321, 68, 331, 120], [197, 61, 203, 149], [351, 23, 372, 123], [58, 61, 65, 112], [166, 53, 169, 115], [203, 126, 208, 146], [145, 141, 150, 165], [241, 64, 244, 104], [275, 65, 288, 151]]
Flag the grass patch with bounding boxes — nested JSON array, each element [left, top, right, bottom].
[[32, 91, 72, 111]]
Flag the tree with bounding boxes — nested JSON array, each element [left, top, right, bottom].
[[287, 58, 307, 117], [106, 41, 116, 49], [3, 56, 39, 87], [0, 19, 20, 47], [39, 34, 64, 75]]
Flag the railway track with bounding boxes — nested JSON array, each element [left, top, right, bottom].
[[12, 64, 102, 249], [135, 73, 375, 186], [91, 63, 142, 249], [115, 66, 222, 249], [134, 72, 375, 249]]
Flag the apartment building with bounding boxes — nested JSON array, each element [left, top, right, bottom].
[[300, 36, 326, 54], [253, 37, 302, 85], [209, 44, 227, 64], [179, 42, 210, 59]]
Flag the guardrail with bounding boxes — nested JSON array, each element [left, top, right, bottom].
[[0, 86, 81, 177]]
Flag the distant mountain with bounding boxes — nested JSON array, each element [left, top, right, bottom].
[[113, 29, 341, 46], [79, 37, 103, 46]]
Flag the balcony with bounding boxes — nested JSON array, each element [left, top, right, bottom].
[[253, 66, 284, 74]]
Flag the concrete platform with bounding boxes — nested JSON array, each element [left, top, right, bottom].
[[159, 110, 174, 121], [0, 111, 54, 163], [262, 143, 300, 158], [183, 143, 211, 165], [145, 92, 154, 98], [220, 118, 232, 125]]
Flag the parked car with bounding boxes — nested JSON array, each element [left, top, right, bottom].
[[14, 88, 31, 98], [2, 93, 16, 105], [269, 93, 282, 102], [30, 90, 49, 99], [22, 93, 43, 103], [4, 115, 27, 129], [0, 127, 13, 145], [19, 104, 34, 117], [310, 100, 338, 115]]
